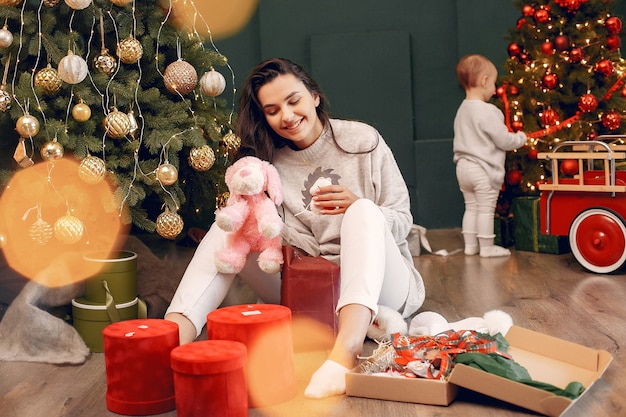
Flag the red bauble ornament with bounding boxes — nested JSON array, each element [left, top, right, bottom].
[[496, 85, 507, 97], [622, 86, 626, 97], [602, 111, 622, 130], [508, 42, 522, 57], [522, 4, 535, 16], [607, 35, 621, 51], [606, 16, 623, 34], [517, 17, 527, 31], [542, 73, 558, 90], [569, 47, 584, 63], [527, 148, 538, 160], [578, 93, 598, 112], [554, 35, 570, 51], [541, 41, 555, 55], [587, 131, 598, 141], [509, 85, 519, 95], [595, 59, 614, 76], [534, 9, 550, 24], [560, 159, 579, 176], [512, 120, 524, 132], [518, 52, 531, 64], [541, 108, 559, 126], [506, 170, 523, 186]]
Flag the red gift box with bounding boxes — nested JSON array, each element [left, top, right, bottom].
[[207, 304, 296, 408], [171, 340, 248, 417], [281, 246, 340, 334], [103, 319, 179, 415]]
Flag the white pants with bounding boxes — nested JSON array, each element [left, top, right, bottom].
[[456, 158, 500, 239], [166, 198, 411, 336]]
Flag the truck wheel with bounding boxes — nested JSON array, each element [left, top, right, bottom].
[[569, 208, 626, 274]]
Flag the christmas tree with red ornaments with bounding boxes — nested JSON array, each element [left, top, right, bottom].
[[495, 0, 626, 215]]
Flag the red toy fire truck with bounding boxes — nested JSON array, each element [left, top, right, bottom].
[[538, 136, 626, 274]]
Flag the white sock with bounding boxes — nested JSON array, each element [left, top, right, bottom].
[[480, 245, 511, 258], [465, 245, 479, 255], [304, 360, 350, 399]]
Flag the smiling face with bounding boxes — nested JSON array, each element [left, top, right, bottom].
[[257, 73, 324, 149]]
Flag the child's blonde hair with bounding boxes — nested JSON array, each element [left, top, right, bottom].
[[456, 54, 495, 90]]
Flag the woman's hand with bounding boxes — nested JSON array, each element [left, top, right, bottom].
[[312, 185, 359, 214]]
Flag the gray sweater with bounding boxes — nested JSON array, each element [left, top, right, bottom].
[[273, 119, 424, 318], [453, 100, 527, 188]]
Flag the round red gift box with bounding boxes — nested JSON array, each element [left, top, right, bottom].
[[102, 319, 179, 415], [207, 304, 296, 407], [170, 340, 248, 417]]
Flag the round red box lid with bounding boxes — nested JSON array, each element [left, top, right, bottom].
[[103, 318, 178, 339], [207, 304, 291, 325], [171, 340, 247, 374]]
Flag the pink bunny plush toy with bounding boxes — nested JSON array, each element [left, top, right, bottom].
[[215, 156, 284, 274]]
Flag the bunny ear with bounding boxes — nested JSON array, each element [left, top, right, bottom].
[[264, 161, 283, 205]]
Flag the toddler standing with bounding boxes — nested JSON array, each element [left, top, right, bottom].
[[453, 54, 527, 257]]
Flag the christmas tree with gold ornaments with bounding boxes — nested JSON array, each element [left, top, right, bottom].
[[0, 0, 238, 240], [495, 0, 626, 214]]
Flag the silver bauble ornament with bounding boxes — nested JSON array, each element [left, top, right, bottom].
[[40, 140, 64, 161], [156, 163, 178, 186], [199, 68, 226, 96], [16, 114, 40, 137], [0, 26, 13, 49]]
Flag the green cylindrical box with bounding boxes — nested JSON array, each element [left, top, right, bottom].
[[72, 297, 139, 352], [84, 251, 137, 304]]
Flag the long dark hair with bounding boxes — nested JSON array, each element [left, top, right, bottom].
[[235, 58, 331, 162]]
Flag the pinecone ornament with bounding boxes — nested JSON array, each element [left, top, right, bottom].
[[29, 217, 53, 245]]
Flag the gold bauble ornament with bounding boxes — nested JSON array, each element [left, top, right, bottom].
[[188, 145, 215, 171], [54, 213, 84, 244], [110, 0, 131, 5], [216, 191, 229, 209], [156, 208, 184, 239], [28, 217, 53, 245], [34, 64, 62, 95], [0, 26, 13, 48], [199, 68, 226, 97], [43, 0, 61, 6], [117, 36, 143, 64], [93, 48, 117, 76], [163, 59, 197, 95], [156, 163, 178, 186], [58, 50, 89, 84], [16, 114, 40, 137], [0, 0, 22, 6], [103, 107, 131, 139], [222, 130, 241, 154], [78, 155, 106, 184], [0, 85, 11, 112], [40, 140, 64, 161], [72, 101, 91, 122], [64, 0, 91, 10]]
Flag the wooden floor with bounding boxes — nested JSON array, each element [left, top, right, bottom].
[[1, 228, 625, 417]]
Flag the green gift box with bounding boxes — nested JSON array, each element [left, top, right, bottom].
[[494, 216, 515, 247], [72, 297, 139, 352], [512, 196, 570, 254], [84, 251, 137, 304]]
